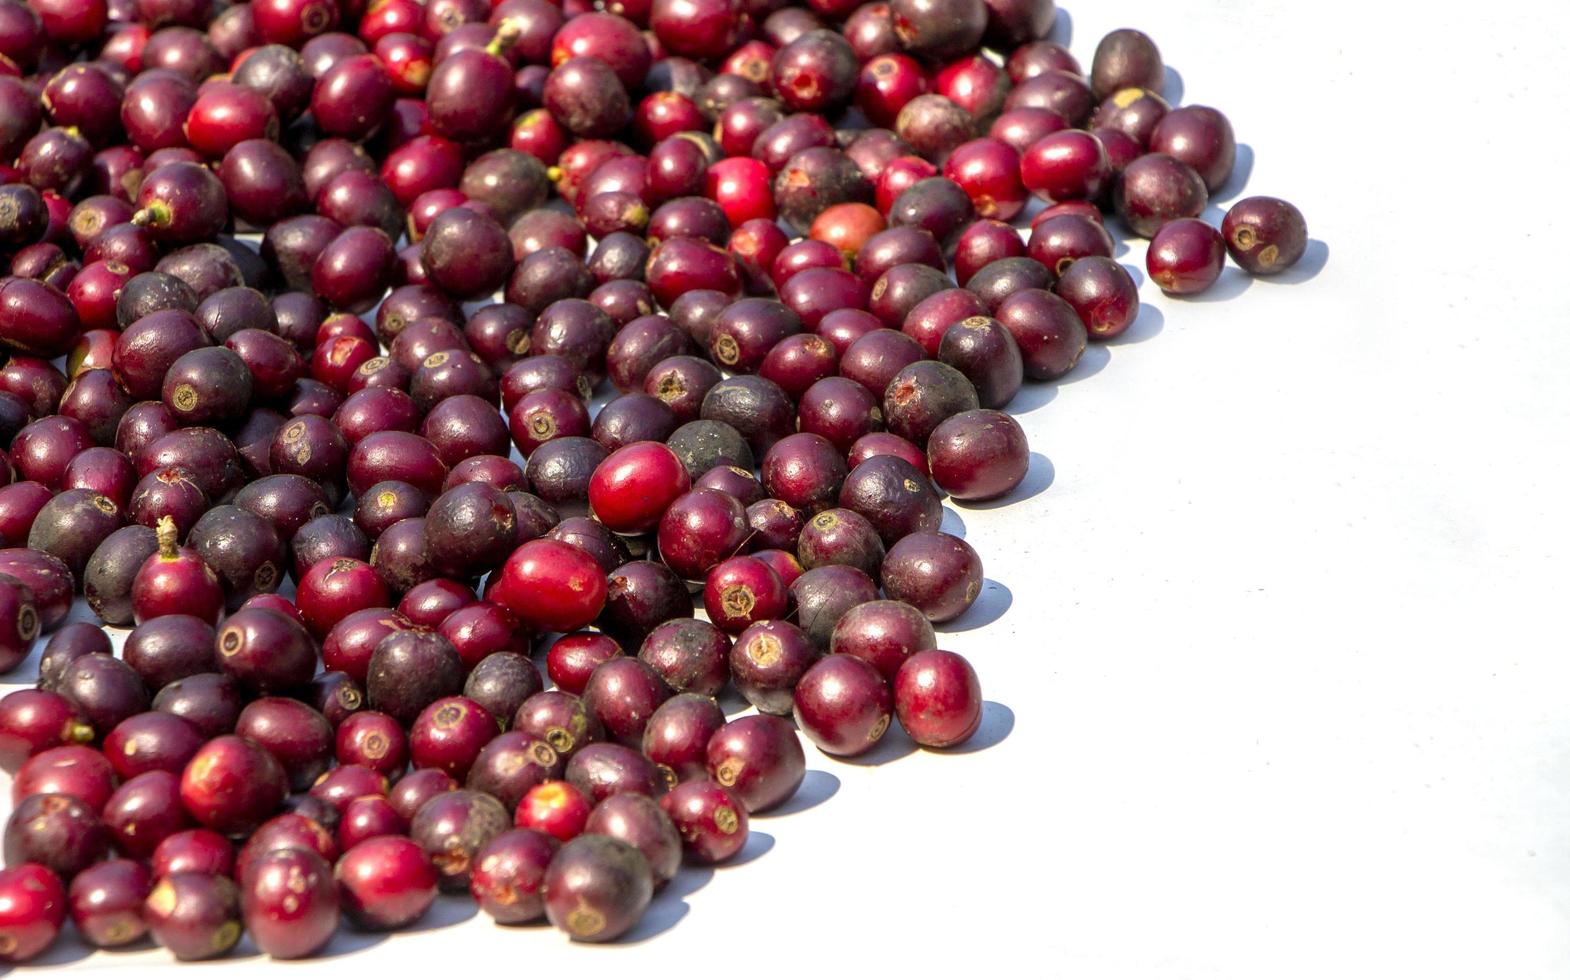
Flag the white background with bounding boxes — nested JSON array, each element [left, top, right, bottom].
[[8, 0, 1570, 976]]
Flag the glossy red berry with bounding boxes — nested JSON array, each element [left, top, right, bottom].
[[1146, 217, 1226, 295], [894, 649, 982, 747], [702, 555, 787, 635], [586, 441, 691, 535], [491, 539, 608, 633], [659, 778, 747, 863], [334, 834, 437, 930], [793, 653, 892, 756], [131, 516, 223, 625]]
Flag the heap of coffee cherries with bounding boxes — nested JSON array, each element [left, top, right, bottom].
[[0, 0, 1308, 958]]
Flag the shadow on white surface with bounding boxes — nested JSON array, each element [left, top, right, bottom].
[[227, 934, 267, 962], [836, 724, 917, 767], [1050, 6, 1072, 45], [619, 866, 713, 943], [938, 579, 1013, 633], [1180, 267, 1254, 304], [961, 453, 1054, 510], [723, 829, 775, 868], [764, 768, 840, 817], [1106, 302, 1165, 346], [1007, 383, 1056, 415], [933, 701, 1015, 754], [1163, 66, 1185, 106], [1063, 343, 1111, 384], [939, 505, 967, 538], [717, 687, 753, 717], [1212, 143, 1255, 203], [1261, 239, 1329, 285], [16, 928, 97, 967], [315, 924, 393, 958], [404, 892, 479, 932], [1008, 344, 1110, 415]]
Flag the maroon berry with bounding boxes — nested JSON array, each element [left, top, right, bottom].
[[216, 606, 318, 694], [441, 603, 532, 672], [1090, 28, 1163, 99], [322, 608, 408, 684], [514, 691, 602, 762], [409, 788, 510, 890], [240, 847, 337, 959], [894, 648, 982, 747], [729, 619, 817, 715], [935, 314, 1023, 405], [760, 432, 847, 514], [4, 792, 110, 880], [793, 653, 892, 756], [235, 698, 333, 791], [366, 629, 463, 727], [581, 658, 672, 747], [151, 829, 235, 879], [563, 742, 664, 802], [1146, 217, 1226, 296], [1222, 196, 1308, 275], [308, 766, 390, 818], [388, 769, 459, 824], [1149, 104, 1233, 192], [469, 828, 556, 924], [1027, 212, 1114, 278], [600, 561, 693, 649], [150, 673, 244, 741], [409, 696, 499, 780], [994, 288, 1086, 380], [297, 556, 390, 638], [702, 555, 787, 635], [104, 711, 203, 779], [0, 690, 93, 773], [582, 794, 679, 888], [830, 598, 937, 681], [542, 834, 652, 942], [465, 731, 558, 812], [1114, 152, 1207, 238], [142, 871, 241, 960], [707, 716, 805, 814], [336, 710, 408, 777], [796, 507, 885, 576], [68, 858, 151, 948], [880, 530, 983, 622], [639, 693, 725, 786], [1055, 255, 1139, 341], [636, 618, 731, 698], [545, 633, 622, 697], [660, 779, 747, 863]]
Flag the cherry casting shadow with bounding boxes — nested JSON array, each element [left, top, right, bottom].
[[1211, 143, 1255, 204], [1260, 239, 1329, 285], [957, 452, 1053, 510], [761, 768, 840, 817], [835, 724, 918, 767], [1178, 266, 1254, 304], [619, 866, 714, 944], [931, 701, 1015, 755], [1106, 303, 1165, 346], [938, 578, 1013, 633]]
